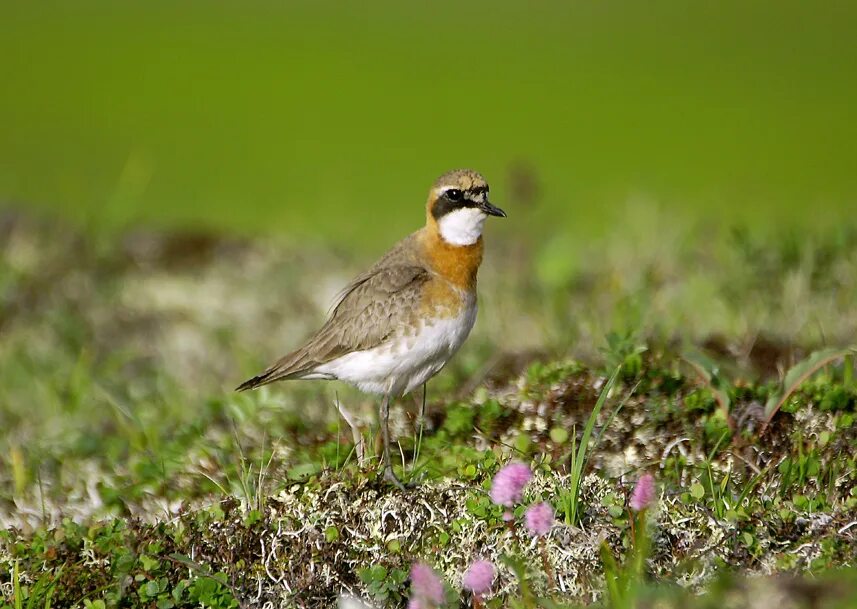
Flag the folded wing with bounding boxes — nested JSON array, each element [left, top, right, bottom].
[[236, 263, 430, 391]]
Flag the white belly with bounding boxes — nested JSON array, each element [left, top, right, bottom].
[[311, 300, 477, 396]]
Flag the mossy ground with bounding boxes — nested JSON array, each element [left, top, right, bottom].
[[1, 212, 856, 607]]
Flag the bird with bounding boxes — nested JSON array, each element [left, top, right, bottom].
[[236, 169, 506, 488]]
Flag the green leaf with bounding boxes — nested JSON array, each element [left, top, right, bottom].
[[144, 580, 160, 597], [690, 482, 705, 499], [139, 554, 160, 572], [243, 509, 262, 526], [172, 580, 188, 602], [168, 553, 202, 571], [500, 554, 535, 605], [599, 541, 625, 608], [442, 403, 475, 436], [14, 561, 22, 609], [566, 367, 621, 526], [549, 427, 569, 444], [514, 432, 532, 456]]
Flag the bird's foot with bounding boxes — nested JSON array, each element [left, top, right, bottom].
[[383, 467, 409, 491]]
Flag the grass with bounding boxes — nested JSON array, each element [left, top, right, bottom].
[[2, 211, 857, 607], [561, 366, 621, 527], [3, 356, 856, 607]]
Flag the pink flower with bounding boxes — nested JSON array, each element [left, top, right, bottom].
[[524, 502, 554, 536], [630, 473, 656, 512], [409, 562, 445, 606], [407, 600, 422, 609], [462, 560, 495, 595], [489, 462, 532, 507]]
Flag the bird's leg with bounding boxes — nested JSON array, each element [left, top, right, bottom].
[[334, 394, 365, 467], [407, 383, 428, 487], [412, 383, 427, 466], [419, 382, 427, 427], [380, 392, 406, 490]]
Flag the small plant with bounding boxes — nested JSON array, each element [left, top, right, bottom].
[[357, 565, 408, 605], [407, 562, 446, 609], [600, 474, 657, 609], [7, 561, 56, 609], [683, 345, 857, 435], [485, 461, 560, 607], [462, 560, 495, 608], [524, 502, 556, 588], [763, 347, 857, 430], [561, 366, 622, 526], [601, 331, 648, 379], [489, 462, 533, 520]]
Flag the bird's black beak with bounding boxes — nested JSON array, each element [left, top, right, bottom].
[[480, 200, 507, 218]]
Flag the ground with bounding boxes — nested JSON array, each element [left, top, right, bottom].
[[1, 211, 856, 608]]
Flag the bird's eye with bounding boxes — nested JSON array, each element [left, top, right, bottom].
[[446, 189, 462, 201]]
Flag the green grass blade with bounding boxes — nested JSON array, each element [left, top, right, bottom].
[[14, 560, 23, 609], [567, 366, 620, 526], [599, 541, 625, 609]]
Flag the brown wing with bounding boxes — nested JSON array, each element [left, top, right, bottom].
[[326, 232, 423, 315], [236, 260, 430, 391]]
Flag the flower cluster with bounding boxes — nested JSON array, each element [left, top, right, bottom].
[[489, 461, 555, 538], [630, 473, 656, 512], [462, 560, 495, 595], [489, 461, 532, 507], [407, 462, 562, 607], [406, 559, 496, 609], [408, 562, 445, 609], [404, 467, 660, 607], [524, 501, 555, 536]]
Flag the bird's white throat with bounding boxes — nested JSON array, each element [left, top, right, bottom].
[[437, 207, 487, 246]]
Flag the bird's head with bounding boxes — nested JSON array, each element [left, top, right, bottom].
[[426, 169, 506, 246]]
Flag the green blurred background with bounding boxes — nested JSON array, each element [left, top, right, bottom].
[[2, 0, 856, 248]]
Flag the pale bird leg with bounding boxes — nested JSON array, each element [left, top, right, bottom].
[[403, 383, 429, 487], [379, 392, 406, 490], [334, 396, 365, 467], [419, 383, 427, 428]]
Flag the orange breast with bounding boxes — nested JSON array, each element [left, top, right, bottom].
[[418, 225, 483, 317], [421, 227, 484, 289]]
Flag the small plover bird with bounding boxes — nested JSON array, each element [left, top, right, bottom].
[[237, 169, 506, 488]]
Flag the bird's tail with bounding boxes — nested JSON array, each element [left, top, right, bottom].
[[235, 348, 316, 392], [235, 371, 277, 392]]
